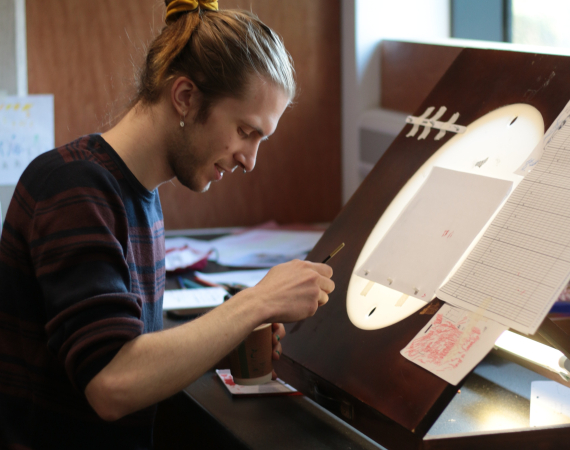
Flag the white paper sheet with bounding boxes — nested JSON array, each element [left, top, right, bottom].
[[208, 229, 323, 267], [164, 237, 214, 271], [401, 304, 507, 385], [195, 269, 269, 288], [355, 167, 512, 300], [530, 381, 570, 427], [165, 237, 216, 254], [0, 95, 54, 185], [215, 369, 298, 396], [438, 117, 570, 334], [162, 287, 226, 311]]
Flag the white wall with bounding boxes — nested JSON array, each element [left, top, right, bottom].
[[341, 0, 450, 204]]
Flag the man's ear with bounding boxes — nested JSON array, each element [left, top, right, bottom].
[[170, 76, 199, 118]]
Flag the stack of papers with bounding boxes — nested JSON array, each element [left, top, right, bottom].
[[165, 229, 323, 271], [207, 229, 323, 267], [164, 237, 214, 271], [194, 269, 269, 288]]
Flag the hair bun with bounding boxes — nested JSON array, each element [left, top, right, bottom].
[[198, 0, 218, 11], [165, 0, 218, 24]]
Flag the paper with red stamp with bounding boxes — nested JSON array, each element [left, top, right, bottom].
[[401, 304, 507, 385]]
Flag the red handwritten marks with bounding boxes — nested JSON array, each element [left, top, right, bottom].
[[442, 230, 454, 239], [402, 312, 481, 371], [220, 373, 236, 386]]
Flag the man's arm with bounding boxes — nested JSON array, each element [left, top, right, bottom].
[[85, 259, 334, 421]]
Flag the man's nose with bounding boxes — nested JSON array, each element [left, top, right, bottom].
[[235, 142, 259, 173]]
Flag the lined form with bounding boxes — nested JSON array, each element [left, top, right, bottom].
[[438, 116, 570, 334]]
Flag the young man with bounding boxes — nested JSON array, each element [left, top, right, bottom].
[[0, 1, 334, 448]]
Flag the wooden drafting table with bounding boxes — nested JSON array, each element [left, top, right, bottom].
[[278, 48, 570, 449]]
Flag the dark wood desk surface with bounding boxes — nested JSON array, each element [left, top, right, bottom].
[[155, 236, 570, 449], [156, 313, 570, 450], [155, 316, 385, 450], [155, 231, 570, 449]]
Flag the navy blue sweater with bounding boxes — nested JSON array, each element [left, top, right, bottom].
[[0, 134, 165, 449]]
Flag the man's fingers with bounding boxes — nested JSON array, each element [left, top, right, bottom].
[[317, 292, 329, 307], [273, 322, 286, 339], [310, 262, 333, 278], [318, 276, 335, 294], [272, 342, 283, 359], [272, 323, 285, 344], [302, 261, 335, 293], [258, 260, 336, 322]]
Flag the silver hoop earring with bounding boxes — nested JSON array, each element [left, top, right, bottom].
[[243, 169, 247, 174]]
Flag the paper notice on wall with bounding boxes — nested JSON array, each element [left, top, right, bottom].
[[0, 95, 54, 185], [401, 303, 507, 385]]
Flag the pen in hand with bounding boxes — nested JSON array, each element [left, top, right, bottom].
[[223, 244, 346, 302], [322, 243, 345, 264]]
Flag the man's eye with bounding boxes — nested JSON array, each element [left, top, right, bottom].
[[238, 127, 248, 138]]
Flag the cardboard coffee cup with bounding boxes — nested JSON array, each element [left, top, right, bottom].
[[229, 323, 273, 385]]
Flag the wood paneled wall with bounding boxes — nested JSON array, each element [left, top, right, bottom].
[[26, 0, 341, 229]]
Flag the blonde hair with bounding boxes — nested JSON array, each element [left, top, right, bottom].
[[135, 3, 296, 121]]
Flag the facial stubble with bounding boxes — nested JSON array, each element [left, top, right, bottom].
[[166, 123, 212, 193]]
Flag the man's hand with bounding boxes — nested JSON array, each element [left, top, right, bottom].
[[271, 322, 285, 379], [248, 259, 335, 324], [85, 260, 333, 421]]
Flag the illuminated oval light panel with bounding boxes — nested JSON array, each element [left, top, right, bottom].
[[348, 104, 544, 330]]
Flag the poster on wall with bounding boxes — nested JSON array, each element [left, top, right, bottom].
[[0, 95, 54, 186]]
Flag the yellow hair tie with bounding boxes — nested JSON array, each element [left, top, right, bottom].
[[166, 0, 218, 24]]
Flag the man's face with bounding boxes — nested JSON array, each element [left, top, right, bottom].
[[167, 77, 290, 192]]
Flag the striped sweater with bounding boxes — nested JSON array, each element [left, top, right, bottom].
[[0, 134, 165, 449]]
